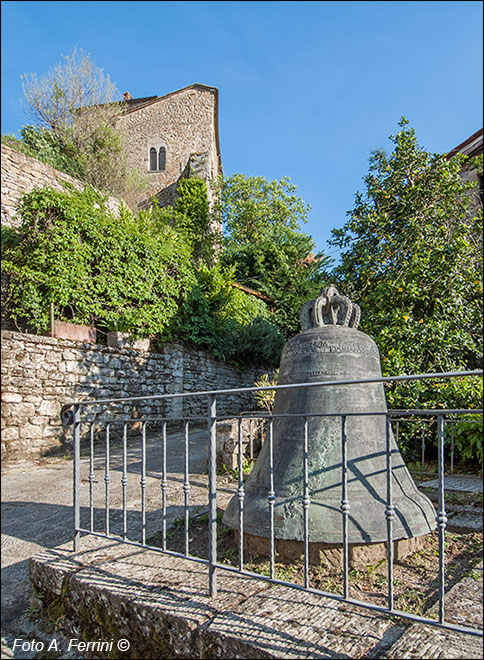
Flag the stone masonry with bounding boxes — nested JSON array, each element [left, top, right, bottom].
[[1, 329, 266, 463], [115, 84, 222, 216], [1, 143, 121, 229]]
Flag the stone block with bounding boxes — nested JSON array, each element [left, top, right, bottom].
[[239, 532, 427, 572], [107, 331, 150, 351], [28, 536, 407, 659], [1, 426, 19, 441], [19, 424, 42, 440], [1, 392, 22, 403]]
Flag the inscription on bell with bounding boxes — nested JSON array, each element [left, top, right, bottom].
[[283, 338, 370, 358]]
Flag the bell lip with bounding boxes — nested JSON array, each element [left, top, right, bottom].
[[221, 515, 437, 546], [222, 491, 437, 545]]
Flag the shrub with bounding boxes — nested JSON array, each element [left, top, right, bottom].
[[1, 185, 195, 338]]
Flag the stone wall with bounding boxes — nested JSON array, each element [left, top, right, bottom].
[[1, 329, 265, 463], [115, 85, 221, 212], [1, 143, 121, 229]]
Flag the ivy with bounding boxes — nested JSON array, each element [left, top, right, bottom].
[[2, 184, 195, 338]]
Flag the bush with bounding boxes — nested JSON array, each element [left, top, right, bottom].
[[2, 184, 285, 368], [1, 185, 195, 337], [172, 263, 284, 366]]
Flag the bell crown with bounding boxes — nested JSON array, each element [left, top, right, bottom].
[[300, 284, 360, 331]]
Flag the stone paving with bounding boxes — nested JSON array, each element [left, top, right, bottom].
[[418, 474, 483, 493], [1, 426, 230, 657], [1, 430, 483, 659]]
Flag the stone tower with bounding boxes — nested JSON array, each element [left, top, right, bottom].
[[115, 83, 222, 217]]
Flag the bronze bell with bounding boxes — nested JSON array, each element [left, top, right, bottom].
[[223, 285, 436, 552]]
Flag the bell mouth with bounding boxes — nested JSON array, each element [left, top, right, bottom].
[[223, 486, 436, 546]]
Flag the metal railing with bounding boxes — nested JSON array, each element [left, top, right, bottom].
[[61, 370, 483, 637]]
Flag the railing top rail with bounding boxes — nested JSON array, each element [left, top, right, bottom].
[[61, 370, 482, 409], [62, 370, 483, 410]]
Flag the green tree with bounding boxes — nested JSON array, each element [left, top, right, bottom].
[[171, 262, 285, 366], [216, 173, 332, 337], [1, 185, 195, 337], [330, 118, 482, 413]]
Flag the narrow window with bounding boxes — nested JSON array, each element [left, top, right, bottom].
[[158, 147, 166, 171], [149, 148, 157, 171]]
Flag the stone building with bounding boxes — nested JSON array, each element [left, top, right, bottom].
[[115, 83, 222, 214], [446, 127, 483, 211]]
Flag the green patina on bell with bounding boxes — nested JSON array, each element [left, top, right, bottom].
[[223, 285, 436, 545]]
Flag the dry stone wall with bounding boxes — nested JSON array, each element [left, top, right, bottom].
[[1, 329, 265, 463], [1, 143, 121, 228]]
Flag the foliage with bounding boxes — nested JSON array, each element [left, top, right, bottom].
[[21, 125, 84, 178], [174, 177, 216, 263], [1, 185, 195, 337], [2, 181, 287, 367], [20, 48, 147, 203], [328, 118, 482, 464], [254, 369, 279, 411], [451, 414, 483, 468], [217, 173, 332, 337], [214, 173, 310, 244], [2, 133, 39, 159], [172, 262, 285, 366], [330, 118, 482, 408]]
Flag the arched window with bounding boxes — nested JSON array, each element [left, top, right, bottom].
[[158, 147, 166, 171], [149, 148, 157, 171]]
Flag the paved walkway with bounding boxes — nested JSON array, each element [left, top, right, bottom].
[[1, 427, 237, 657]]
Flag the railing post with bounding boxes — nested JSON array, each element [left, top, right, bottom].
[[437, 414, 448, 624], [73, 404, 81, 551], [385, 414, 395, 611], [89, 422, 95, 533], [237, 417, 245, 571], [303, 417, 311, 589], [141, 421, 147, 545], [268, 417, 275, 580], [122, 423, 128, 540], [161, 421, 168, 551], [104, 423, 111, 536], [184, 421, 191, 556], [340, 415, 349, 599], [208, 394, 218, 597]]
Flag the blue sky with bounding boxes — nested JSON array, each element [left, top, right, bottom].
[[1, 1, 483, 262]]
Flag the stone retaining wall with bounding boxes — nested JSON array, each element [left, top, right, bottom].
[[1, 329, 265, 462], [1, 143, 121, 228]]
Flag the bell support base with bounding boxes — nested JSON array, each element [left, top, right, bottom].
[[236, 531, 427, 573]]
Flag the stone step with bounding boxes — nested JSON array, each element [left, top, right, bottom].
[[28, 536, 483, 659]]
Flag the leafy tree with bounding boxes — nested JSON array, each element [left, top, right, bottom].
[[171, 262, 285, 366], [19, 48, 146, 203], [329, 118, 482, 455], [216, 174, 310, 243], [1, 185, 195, 337], [216, 173, 332, 337]]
